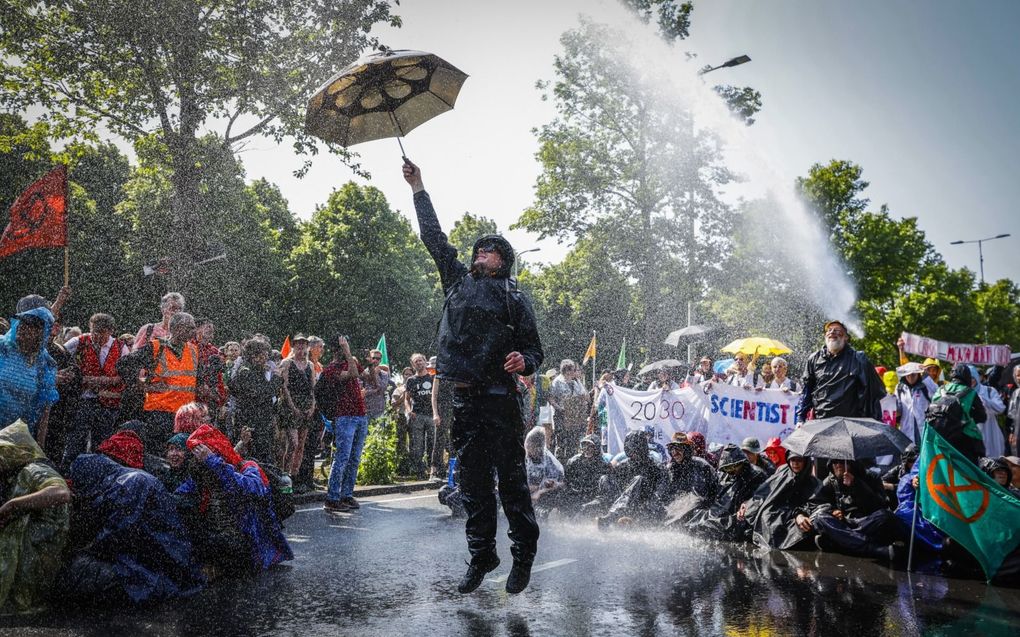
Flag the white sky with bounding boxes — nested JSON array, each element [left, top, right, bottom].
[[238, 0, 1019, 284]]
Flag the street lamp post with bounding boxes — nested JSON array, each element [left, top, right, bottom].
[[949, 233, 1011, 286], [698, 54, 752, 76], [514, 247, 540, 280]]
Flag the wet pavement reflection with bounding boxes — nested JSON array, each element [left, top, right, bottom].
[[2, 493, 1018, 636]]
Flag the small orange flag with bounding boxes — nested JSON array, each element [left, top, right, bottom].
[[280, 335, 291, 359], [0, 165, 68, 258]]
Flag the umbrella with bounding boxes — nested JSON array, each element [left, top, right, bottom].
[[781, 417, 912, 459], [664, 325, 713, 347], [305, 49, 468, 155], [721, 337, 792, 357], [638, 359, 685, 376]]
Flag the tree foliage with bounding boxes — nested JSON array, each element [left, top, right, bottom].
[[516, 18, 740, 354], [449, 212, 499, 268], [0, 0, 397, 286]]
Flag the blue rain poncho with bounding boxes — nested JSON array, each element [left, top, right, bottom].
[[0, 307, 58, 432]]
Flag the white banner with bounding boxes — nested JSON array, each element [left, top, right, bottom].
[[900, 331, 1011, 367], [603, 383, 802, 456]]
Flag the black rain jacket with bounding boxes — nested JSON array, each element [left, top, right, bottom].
[[414, 191, 543, 388], [797, 344, 884, 423]]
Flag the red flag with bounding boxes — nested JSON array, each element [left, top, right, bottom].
[[280, 335, 292, 359], [0, 165, 68, 258]]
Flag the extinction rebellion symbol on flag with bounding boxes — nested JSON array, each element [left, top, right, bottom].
[[926, 454, 990, 524]]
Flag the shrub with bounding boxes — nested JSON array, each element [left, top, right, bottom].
[[356, 409, 398, 485]]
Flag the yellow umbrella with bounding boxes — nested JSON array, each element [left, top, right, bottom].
[[721, 337, 792, 356]]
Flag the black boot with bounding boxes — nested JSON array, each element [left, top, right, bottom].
[[457, 555, 500, 594], [505, 560, 532, 594]]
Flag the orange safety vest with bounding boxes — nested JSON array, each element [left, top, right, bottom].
[[143, 339, 198, 413], [77, 333, 124, 408]]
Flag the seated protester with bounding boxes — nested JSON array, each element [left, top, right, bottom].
[[158, 433, 190, 493], [593, 430, 666, 528], [684, 444, 768, 541], [561, 434, 609, 514], [687, 432, 718, 468], [0, 421, 71, 614], [893, 464, 943, 553], [658, 433, 719, 505], [737, 452, 820, 550], [881, 444, 918, 505], [1004, 456, 1020, 492], [981, 457, 1020, 497], [113, 420, 169, 477], [173, 401, 210, 435], [763, 437, 787, 469], [740, 437, 775, 477], [524, 427, 565, 515], [438, 456, 466, 518], [808, 460, 903, 560], [60, 438, 203, 605], [176, 424, 292, 577], [926, 363, 987, 465]]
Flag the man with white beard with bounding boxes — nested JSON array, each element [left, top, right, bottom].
[[796, 320, 885, 426]]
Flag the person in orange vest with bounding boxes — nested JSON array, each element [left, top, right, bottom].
[[117, 312, 198, 452], [60, 313, 129, 468]]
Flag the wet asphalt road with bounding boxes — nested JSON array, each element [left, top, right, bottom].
[[4, 491, 1020, 637]]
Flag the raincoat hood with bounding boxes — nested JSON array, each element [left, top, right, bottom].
[[187, 424, 242, 467], [470, 234, 515, 278], [6, 307, 55, 352], [0, 420, 47, 475], [524, 426, 546, 457], [97, 430, 144, 469], [624, 430, 650, 462], [717, 444, 749, 470]]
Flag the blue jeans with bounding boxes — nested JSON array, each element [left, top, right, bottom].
[[326, 415, 369, 501]]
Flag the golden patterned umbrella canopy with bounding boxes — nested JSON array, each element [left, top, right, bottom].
[[305, 49, 469, 148]]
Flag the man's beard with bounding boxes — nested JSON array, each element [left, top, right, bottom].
[[826, 336, 847, 354]]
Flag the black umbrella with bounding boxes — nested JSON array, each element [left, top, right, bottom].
[[781, 417, 911, 459], [305, 49, 468, 156]]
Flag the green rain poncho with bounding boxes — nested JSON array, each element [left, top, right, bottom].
[[0, 420, 69, 614]]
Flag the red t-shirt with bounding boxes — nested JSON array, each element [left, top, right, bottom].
[[320, 359, 366, 418]]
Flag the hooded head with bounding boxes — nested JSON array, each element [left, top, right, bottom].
[[524, 426, 546, 462], [882, 371, 899, 395], [5, 306, 55, 357], [0, 420, 48, 476], [97, 430, 144, 469], [980, 457, 1011, 487], [187, 424, 243, 467], [763, 437, 787, 466], [950, 363, 973, 386], [718, 444, 749, 472], [623, 430, 650, 462], [580, 433, 600, 457], [470, 234, 515, 278]]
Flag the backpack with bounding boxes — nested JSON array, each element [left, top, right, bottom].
[[255, 462, 295, 522], [925, 387, 975, 442]]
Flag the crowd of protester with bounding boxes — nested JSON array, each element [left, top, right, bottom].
[[442, 320, 1020, 587], [0, 288, 405, 613], [3, 287, 1019, 614]]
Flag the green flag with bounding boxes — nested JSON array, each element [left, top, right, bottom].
[[918, 425, 1020, 580], [376, 334, 389, 367], [616, 338, 626, 370]]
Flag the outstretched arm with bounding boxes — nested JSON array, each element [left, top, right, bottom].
[[403, 160, 468, 290]]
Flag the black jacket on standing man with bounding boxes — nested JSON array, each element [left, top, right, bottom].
[[413, 190, 543, 387]]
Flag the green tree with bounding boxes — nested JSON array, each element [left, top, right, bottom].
[[0, 0, 397, 288], [287, 182, 441, 366], [515, 18, 742, 355], [520, 233, 637, 372], [116, 135, 295, 339], [448, 212, 499, 268]]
